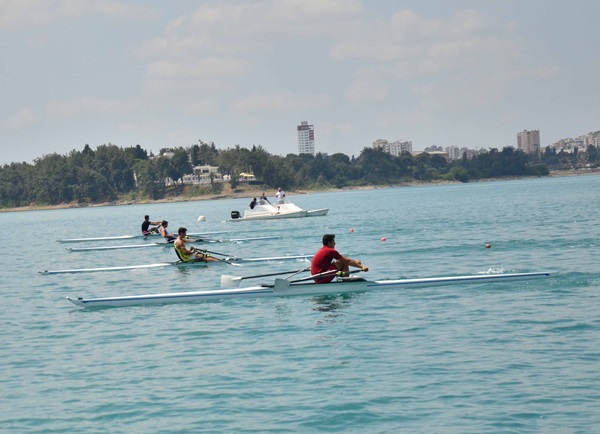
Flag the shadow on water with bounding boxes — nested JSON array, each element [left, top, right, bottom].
[[311, 292, 361, 314]]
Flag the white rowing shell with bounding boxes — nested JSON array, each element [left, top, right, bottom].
[[66, 272, 555, 308]]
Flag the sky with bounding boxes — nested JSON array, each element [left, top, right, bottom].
[[1, 0, 599, 165]]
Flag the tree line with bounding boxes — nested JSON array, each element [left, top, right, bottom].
[[1, 140, 597, 209]]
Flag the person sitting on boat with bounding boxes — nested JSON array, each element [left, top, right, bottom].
[[311, 233, 368, 283], [276, 187, 286, 204], [159, 220, 176, 242], [258, 192, 271, 205], [249, 197, 258, 209], [174, 227, 218, 262], [141, 215, 161, 235]]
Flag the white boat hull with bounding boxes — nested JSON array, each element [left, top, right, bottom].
[[66, 272, 555, 308], [64, 236, 283, 252], [230, 201, 328, 221], [57, 231, 227, 243], [40, 255, 312, 275]]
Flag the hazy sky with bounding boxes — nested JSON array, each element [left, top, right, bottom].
[[1, 0, 599, 165]]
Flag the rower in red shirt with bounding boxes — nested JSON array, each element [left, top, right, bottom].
[[311, 233, 368, 283]]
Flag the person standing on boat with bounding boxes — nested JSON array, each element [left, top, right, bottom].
[[174, 227, 218, 262], [259, 192, 271, 205], [141, 215, 161, 235], [249, 197, 258, 209], [311, 234, 368, 283], [159, 220, 176, 242], [276, 187, 286, 204]]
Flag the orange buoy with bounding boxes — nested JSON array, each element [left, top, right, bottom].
[[381, 237, 387, 241]]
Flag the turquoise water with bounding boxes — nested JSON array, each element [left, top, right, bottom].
[[2, 175, 600, 433]]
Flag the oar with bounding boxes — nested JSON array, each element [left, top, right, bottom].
[[190, 248, 241, 266], [196, 248, 239, 259], [221, 266, 310, 288]]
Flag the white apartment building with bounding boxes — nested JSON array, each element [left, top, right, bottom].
[[446, 146, 462, 161], [372, 139, 412, 156], [297, 121, 315, 155], [517, 130, 541, 154]]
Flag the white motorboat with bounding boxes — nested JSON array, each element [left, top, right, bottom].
[[230, 200, 328, 221]]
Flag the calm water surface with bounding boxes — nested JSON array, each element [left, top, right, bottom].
[[1, 175, 600, 433]]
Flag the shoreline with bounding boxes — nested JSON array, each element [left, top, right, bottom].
[[2, 169, 598, 213]]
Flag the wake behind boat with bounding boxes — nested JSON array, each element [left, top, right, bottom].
[[230, 200, 328, 221], [66, 271, 555, 308]]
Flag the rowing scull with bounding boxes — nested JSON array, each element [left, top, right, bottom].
[[57, 231, 228, 243], [40, 255, 313, 275], [66, 271, 555, 308], [64, 236, 283, 252]]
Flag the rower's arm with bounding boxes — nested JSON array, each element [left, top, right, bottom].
[[341, 255, 368, 272]]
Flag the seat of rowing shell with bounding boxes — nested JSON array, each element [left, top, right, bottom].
[[340, 276, 366, 282]]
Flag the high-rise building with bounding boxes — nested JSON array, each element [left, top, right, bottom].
[[297, 121, 315, 155], [517, 130, 541, 154]]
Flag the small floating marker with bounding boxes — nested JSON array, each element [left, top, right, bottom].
[[349, 228, 354, 233], [381, 237, 387, 242], [197, 215, 206, 221], [485, 243, 491, 249]]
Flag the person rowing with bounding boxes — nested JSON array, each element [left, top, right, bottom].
[[158, 220, 176, 242], [311, 233, 368, 283], [174, 227, 218, 262], [141, 215, 161, 235]]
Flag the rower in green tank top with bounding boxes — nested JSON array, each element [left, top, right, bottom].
[[174, 227, 218, 262]]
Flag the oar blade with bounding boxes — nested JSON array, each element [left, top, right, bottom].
[[273, 278, 291, 293], [221, 275, 243, 288]]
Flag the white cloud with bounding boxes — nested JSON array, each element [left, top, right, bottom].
[[0, 0, 154, 29], [142, 57, 249, 95], [232, 92, 333, 113], [187, 98, 220, 116], [45, 97, 138, 118], [345, 70, 390, 103], [146, 58, 248, 81], [1, 107, 38, 130]]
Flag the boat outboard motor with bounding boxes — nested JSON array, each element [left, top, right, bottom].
[[231, 210, 241, 219]]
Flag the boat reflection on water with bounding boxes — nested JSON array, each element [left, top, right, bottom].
[[311, 292, 361, 314]]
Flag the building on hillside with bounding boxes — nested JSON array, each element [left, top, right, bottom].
[[180, 165, 222, 184], [517, 130, 541, 154], [447, 146, 462, 161], [297, 121, 315, 155], [446, 146, 483, 161], [584, 131, 600, 147], [372, 139, 412, 156]]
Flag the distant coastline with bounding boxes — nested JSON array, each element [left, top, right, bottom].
[[2, 169, 598, 213]]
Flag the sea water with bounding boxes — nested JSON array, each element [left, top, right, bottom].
[[1, 175, 599, 433]]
